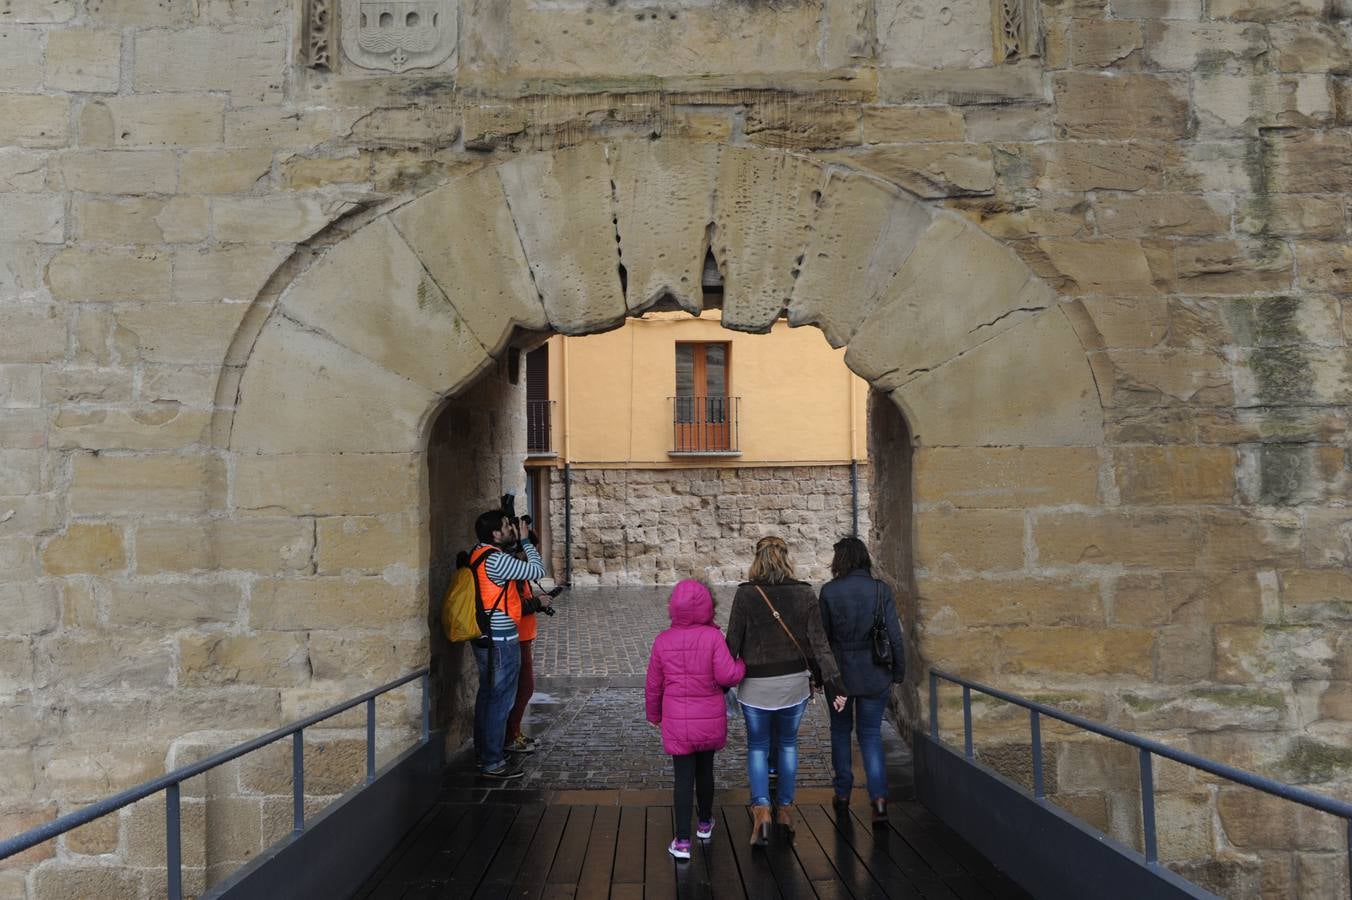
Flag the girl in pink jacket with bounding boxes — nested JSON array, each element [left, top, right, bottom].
[[645, 580, 746, 860]]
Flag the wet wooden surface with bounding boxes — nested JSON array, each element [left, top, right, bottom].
[[353, 787, 1031, 900]]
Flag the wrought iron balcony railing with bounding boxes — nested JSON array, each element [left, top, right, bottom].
[[669, 395, 740, 455], [527, 400, 554, 455]]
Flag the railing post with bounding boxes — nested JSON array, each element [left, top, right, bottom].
[[420, 672, 430, 743], [962, 685, 973, 760], [366, 697, 376, 783], [928, 671, 939, 740], [1344, 818, 1350, 900], [292, 730, 304, 834], [1030, 709, 1044, 800], [1140, 749, 1157, 865], [166, 782, 182, 900]]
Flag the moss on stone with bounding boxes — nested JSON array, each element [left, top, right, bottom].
[[1123, 693, 1169, 712], [1028, 692, 1088, 707], [1250, 345, 1314, 405], [1187, 687, 1285, 710], [1274, 737, 1352, 784], [1242, 134, 1273, 236], [1195, 49, 1232, 77], [1258, 444, 1313, 506]]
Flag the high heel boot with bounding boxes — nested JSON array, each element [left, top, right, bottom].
[[774, 803, 795, 836], [750, 805, 772, 846]]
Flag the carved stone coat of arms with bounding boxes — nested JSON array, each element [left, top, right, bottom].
[[339, 0, 456, 72]]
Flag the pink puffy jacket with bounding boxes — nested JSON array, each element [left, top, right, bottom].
[[645, 580, 746, 756]]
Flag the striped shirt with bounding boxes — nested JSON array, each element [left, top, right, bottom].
[[476, 541, 546, 638]]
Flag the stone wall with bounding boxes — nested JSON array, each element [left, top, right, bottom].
[[0, 0, 1350, 895], [547, 464, 871, 586]]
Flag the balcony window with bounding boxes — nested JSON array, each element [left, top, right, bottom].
[[526, 344, 553, 456], [672, 341, 739, 454]]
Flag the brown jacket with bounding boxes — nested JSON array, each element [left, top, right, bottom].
[[725, 580, 843, 696]]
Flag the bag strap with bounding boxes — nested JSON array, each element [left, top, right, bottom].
[[872, 580, 884, 626], [753, 585, 809, 671], [469, 548, 508, 616]]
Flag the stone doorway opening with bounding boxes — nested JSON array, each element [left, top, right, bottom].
[[420, 314, 919, 752]]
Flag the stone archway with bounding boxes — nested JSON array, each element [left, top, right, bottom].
[[222, 141, 1102, 455], [214, 139, 1105, 746]]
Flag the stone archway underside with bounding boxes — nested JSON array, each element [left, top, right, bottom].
[[223, 140, 1105, 457]]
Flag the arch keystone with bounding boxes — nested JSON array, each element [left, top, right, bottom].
[[713, 147, 829, 333], [891, 307, 1105, 447], [277, 218, 491, 396], [609, 140, 720, 315], [390, 169, 549, 355], [787, 170, 932, 348], [231, 318, 439, 454], [845, 214, 1055, 390], [498, 143, 627, 335]]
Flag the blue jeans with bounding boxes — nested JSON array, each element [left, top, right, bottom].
[[742, 699, 808, 807], [829, 690, 889, 802], [472, 638, 520, 771]]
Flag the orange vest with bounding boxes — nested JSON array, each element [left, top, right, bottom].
[[468, 545, 537, 642]]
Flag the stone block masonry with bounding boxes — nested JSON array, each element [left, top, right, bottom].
[[0, 0, 1350, 895], [548, 465, 871, 587]]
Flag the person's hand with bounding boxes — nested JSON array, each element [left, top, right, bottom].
[[832, 695, 847, 713]]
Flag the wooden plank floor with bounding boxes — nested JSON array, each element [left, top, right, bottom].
[[353, 789, 1030, 900]]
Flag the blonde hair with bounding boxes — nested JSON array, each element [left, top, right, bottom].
[[748, 536, 795, 584]]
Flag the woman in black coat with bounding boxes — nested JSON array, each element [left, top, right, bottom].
[[819, 537, 905, 824]]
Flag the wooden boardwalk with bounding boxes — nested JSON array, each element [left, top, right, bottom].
[[354, 787, 1030, 899]]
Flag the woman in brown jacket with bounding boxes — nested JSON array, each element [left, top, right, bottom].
[[726, 536, 842, 846]]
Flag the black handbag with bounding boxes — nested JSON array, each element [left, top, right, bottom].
[[870, 581, 892, 668]]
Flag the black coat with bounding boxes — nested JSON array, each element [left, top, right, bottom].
[[819, 569, 905, 697]]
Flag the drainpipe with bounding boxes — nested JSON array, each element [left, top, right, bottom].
[[848, 365, 861, 539], [560, 335, 573, 586], [563, 463, 572, 587], [851, 459, 859, 538]]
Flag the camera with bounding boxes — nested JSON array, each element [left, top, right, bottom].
[[499, 493, 537, 546]]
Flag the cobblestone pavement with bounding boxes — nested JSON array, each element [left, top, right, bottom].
[[447, 683, 908, 793], [532, 585, 729, 679], [453, 588, 910, 794]]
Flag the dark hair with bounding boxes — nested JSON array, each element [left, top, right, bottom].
[[830, 536, 871, 580], [475, 509, 507, 544]]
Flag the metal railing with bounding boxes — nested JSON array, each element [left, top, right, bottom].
[[0, 667, 430, 899], [669, 395, 740, 454], [527, 400, 554, 455], [929, 668, 1352, 895]]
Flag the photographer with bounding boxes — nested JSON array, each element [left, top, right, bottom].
[[502, 503, 560, 756], [467, 503, 549, 779]]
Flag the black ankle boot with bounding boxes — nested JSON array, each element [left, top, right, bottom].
[[871, 798, 887, 827]]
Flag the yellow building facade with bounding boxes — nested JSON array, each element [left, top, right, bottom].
[[527, 312, 872, 586], [539, 311, 869, 466]]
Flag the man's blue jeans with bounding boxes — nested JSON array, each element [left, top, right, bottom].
[[472, 638, 520, 772], [828, 689, 889, 802], [742, 699, 808, 807]]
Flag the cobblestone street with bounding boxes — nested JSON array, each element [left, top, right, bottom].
[[450, 587, 909, 794], [532, 585, 730, 681]]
